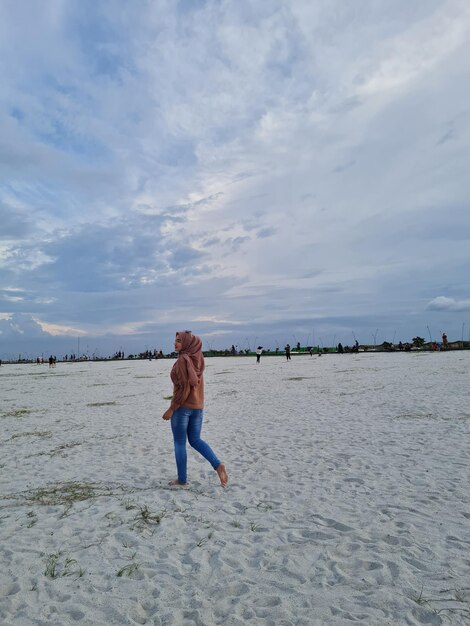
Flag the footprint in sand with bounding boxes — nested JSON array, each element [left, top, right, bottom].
[[344, 477, 365, 485], [387, 560, 400, 580], [221, 555, 243, 571], [311, 514, 354, 532], [227, 582, 249, 596], [356, 559, 383, 571], [66, 608, 86, 621], [299, 529, 335, 541], [403, 556, 429, 571], [252, 595, 282, 608], [128, 602, 160, 625], [280, 566, 306, 584], [384, 534, 400, 546], [0, 583, 20, 597]]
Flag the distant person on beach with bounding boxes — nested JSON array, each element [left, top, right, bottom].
[[337, 343, 344, 354], [162, 331, 228, 488], [285, 343, 291, 360], [442, 333, 448, 349], [255, 346, 263, 363]]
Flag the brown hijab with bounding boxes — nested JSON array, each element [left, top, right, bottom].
[[171, 331, 205, 388]]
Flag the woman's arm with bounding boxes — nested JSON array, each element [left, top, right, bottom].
[[162, 377, 191, 421]]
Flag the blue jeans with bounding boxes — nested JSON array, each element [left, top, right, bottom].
[[171, 408, 221, 483]]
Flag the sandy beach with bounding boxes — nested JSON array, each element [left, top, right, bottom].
[[1, 352, 469, 625]]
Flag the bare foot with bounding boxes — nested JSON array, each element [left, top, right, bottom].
[[168, 479, 188, 486], [216, 463, 228, 487]]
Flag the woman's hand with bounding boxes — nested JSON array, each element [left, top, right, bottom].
[[162, 408, 173, 421]]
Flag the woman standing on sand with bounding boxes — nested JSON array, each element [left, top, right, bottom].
[[162, 331, 228, 487]]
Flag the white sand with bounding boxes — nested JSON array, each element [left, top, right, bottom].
[[0, 352, 469, 625]]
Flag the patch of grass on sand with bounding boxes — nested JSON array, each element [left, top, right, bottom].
[[22, 481, 101, 506], [26, 511, 38, 527], [38, 441, 84, 457], [116, 563, 140, 578], [87, 401, 117, 407], [44, 551, 84, 579], [410, 584, 470, 620], [256, 500, 274, 511], [1, 408, 33, 418], [134, 505, 167, 525], [10, 431, 52, 440], [196, 531, 213, 547], [286, 376, 313, 381], [163, 395, 173, 400]]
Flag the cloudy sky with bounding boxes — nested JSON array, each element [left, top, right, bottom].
[[1, 0, 470, 357]]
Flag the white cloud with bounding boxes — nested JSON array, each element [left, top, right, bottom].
[[426, 296, 470, 312], [356, 1, 470, 98], [34, 319, 87, 336]]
